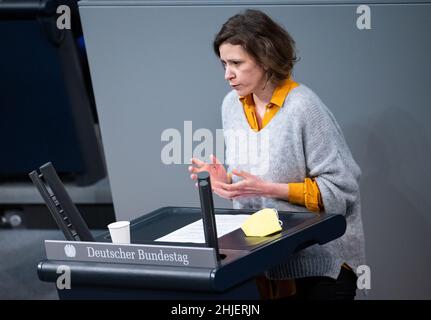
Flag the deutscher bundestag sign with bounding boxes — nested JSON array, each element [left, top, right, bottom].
[[45, 240, 218, 268]]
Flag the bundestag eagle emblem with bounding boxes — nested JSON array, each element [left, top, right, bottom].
[[64, 244, 76, 258]]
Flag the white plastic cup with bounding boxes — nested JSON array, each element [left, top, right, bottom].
[[107, 221, 130, 244]]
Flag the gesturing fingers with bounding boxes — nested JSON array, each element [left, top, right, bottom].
[[210, 154, 222, 165], [188, 165, 202, 174], [213, 186, 256, 199], [213, 186, 240, 199], [231, 169, 252, 179], [218, 180, 248, 192], [191, 158, 206, 166], [213, 181, 245, 199]]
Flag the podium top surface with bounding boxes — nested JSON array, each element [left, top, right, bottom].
[[101, 207, 334, 252]]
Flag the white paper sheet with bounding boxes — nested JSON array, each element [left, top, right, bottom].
[[155, 214, 250, 243]]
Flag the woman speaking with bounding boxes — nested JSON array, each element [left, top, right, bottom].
[[188, 9, 365, 300]]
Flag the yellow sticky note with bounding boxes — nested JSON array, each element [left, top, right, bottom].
[[241, 208, 282, 237]]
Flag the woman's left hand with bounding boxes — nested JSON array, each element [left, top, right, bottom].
[[212, 169, 270, 199]]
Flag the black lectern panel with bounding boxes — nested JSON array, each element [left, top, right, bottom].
[[38, 206, 346, 299]]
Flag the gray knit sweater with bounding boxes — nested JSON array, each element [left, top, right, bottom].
[[221, 83, 366, 280]]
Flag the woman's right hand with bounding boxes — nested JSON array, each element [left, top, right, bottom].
[[188, 154, 229, 187]]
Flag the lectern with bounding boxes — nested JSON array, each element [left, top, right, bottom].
[[37, 206, 346, 299], [33, 163, 346, 299]]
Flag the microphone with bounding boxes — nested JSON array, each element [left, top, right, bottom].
[[197, 171, 219, 260]]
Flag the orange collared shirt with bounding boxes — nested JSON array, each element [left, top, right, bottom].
[[238, 78, 323, 212]]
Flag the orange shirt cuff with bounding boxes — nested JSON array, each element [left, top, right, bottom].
[[288, 179, 323, 212], [304, 178, 321, 212]]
